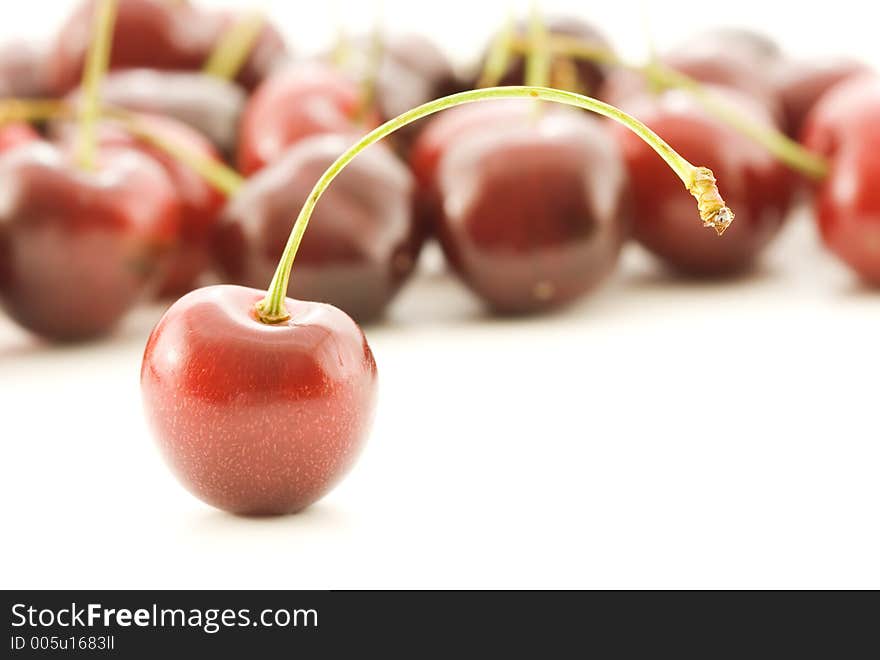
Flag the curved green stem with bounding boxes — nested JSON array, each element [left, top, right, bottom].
[[254, 85, 734, 324], [75, 0, 117, 171], [514, 34, 829, 179], [203, 11, 264, 81]]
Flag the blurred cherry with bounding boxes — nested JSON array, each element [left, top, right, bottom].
[[0, 41, 50, 98], [141, 285, 377, 515], [216, 133, 421, 322], [0, 142, 179, 340], [435, 106, 628, 313], [777, 59, 873, 139], [802, 75, 880, 284], [675, 28, 782, 67], [0, 123, 41, 154], [608, 86, 794, 276], [66, 68, 247, 157], [52, 113, 226, 298], [237, 62, 373, 176], [478, 15, 613, 94], [203, 9, 289, 91]]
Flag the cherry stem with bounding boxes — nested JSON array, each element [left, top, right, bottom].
[[477, 12, 515, 88], [524, 4, 550, 89], [203, 11, 264, 81], [353, 24, 384, 123], [0, 99, 67, 124], [254, 85, 735, 324], [514, 34, 830, 179], [75, 0, 117, 171]]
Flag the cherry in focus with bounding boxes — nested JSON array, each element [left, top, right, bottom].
[[141, 284, 378, 515], [607, 86, 794, 276], [0, 142, 179, 340], [434, 104, 629, 313], [216, 133, 421, 323], [802, 75, 880, 284], [237, 62, 372, 176]]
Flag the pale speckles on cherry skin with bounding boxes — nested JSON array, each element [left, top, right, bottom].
[[141, 285, 378, 515]]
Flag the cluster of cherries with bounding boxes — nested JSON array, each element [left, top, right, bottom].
[[1, 0, 877, 516]]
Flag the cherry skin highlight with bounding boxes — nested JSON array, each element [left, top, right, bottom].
[[66, 68, 247, 157], [237, 62, 373, 176], [0, 142, 180, 340], [802, 75, 880, 284], [0, 40, 51, 98], [607, 87, 793, 276], [434, 106, 629, 314], [140, 284, 378, 516], [51, 114, 227, 298], [216, 133, 421, 323]]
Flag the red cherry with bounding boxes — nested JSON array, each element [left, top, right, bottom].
[[607, 87, 794, 275], [478, 15, 613, 94], [47, 0, 213, 95], [0, 142, 180, 340], [0, 123, 41, 154], [800, 73, 880, 153], [216, 133, 421, 322], [204, 9, 288, 91], [409, 100, 535, 230], [434, 105, 628, 313], [237, 62, 373, 176], [802, 75, 880, 284], [47, 0, 287, 95], [775, 59, 871, 139], [140, 284, 378, 515], [66, 68, 247, 157], [52, 114, 227, 298]]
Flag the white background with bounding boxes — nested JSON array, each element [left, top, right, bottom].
[[1, 1, 879, 589]]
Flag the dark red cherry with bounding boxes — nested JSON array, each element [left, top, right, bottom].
[[802, 75, 880, 284], [141, 284, 378, 515], [409, 100, 535, 230], [66, 69, 247, 157], [0, 142, 179, 340], [335, 33, 462, 151], [434, 105, 628, 313], [237, 62, 373, 176], [0, 40, 51, 98], [51, 113, 226, 298], [0, 123, 41, 154], [779, 61, 874, 140], [478, 15, 613, 94], [216, 133, 421, 323], [47, 0, 287, 95], [47, 0, 214, 95], [203, 9, 289, 91], [607, 87, 794, 276]]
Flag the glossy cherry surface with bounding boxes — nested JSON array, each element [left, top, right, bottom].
[[48, 0, 287, 95], [608, 87, 794, 275], [0, 142, 179, 340], [775, 59, 871, 139], [435, 106, 628, 313], [47, 0, 213, 94], [52, 114, 227, 297], [802, 75, 880, 283], [141, 284, 378, 515], [216, 133, 421, 323], [409, 100, 535, 230], [67, 68, 247, 157], [237, 62, 370, 176]]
